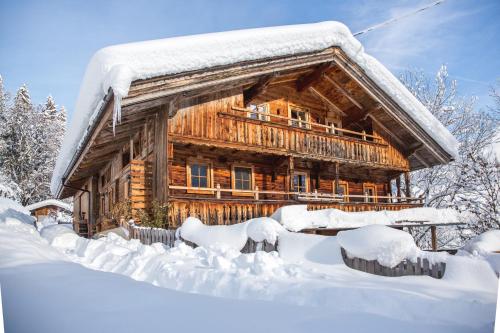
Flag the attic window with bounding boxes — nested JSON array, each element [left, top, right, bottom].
[[248, 103, 269, 121], [289, 106, 310, 129]]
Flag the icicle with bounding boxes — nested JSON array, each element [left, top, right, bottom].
[[112, 93, 123, 135]]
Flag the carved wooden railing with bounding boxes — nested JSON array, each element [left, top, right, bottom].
[[169, 185, 423, 204], [168, 106, 409, 170]]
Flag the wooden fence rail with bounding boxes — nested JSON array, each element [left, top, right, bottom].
[[241, 238, 277, 253], [129, 225, 178, 247], [340, 247, 446, 279]]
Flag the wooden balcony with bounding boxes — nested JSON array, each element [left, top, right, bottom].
[[169, 106, 409, 171], [168, 185, 423, 227]]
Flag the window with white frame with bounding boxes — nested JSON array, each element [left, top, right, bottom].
[[248, 103, 269, 121], [289, 106, 310, 129]]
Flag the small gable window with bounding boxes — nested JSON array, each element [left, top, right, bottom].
[[248, 103, 269, 121]]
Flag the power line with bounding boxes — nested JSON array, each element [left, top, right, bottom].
[[354, 0, 446, 37]]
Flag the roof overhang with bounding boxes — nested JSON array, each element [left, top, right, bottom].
[[56, 47, 454, 198]]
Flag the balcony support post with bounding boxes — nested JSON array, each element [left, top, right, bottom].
[[288, 156, 294, 199], [431, 226, 437, 251], [396, 175, 402, 203], [129, 136, 134, 160], [334, 161, 340, 196], [404, 172, 411, 200], [387, 179, 393, 203]]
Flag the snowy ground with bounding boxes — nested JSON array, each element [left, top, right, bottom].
[[0, 199, 498, 333]]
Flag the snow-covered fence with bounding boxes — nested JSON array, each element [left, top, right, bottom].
[[129, 226, 177, 247], [340, 247, 446, 279]]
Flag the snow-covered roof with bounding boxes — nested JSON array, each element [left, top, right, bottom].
[[25, 199, 73, 213], [51, 21, 459, 196]]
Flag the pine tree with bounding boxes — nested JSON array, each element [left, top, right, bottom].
[[44, 95, 57, 118], [0, 75, 8, 124], [0, 75, 9, 161], [0, 81, 67, 205], [0, 85, 39, 205]]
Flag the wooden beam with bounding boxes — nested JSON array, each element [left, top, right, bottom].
[[368, 114, 406, 147], [405, 142, 423, 157], [323, 74, 363, 109], [332, 53, 450, 165], [308, 87, 347, 117], [404, 171, 411, 198], [413, 151, 431, 168], [396, 175, 401, 202], [431, 226, 437, 251], [296, 62, 332, 92], [243, 74, 274, 105], [334, 161, 340, 194]]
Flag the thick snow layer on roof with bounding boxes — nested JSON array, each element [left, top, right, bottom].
[[25, 199, 72, 212], [51, 21, 459, 195], [271, 205, 460, 232]]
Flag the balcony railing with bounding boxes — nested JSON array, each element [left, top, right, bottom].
[[169, 185, 423, 204], [168, 105, 409, 170]]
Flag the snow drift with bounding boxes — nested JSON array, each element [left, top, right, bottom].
[[0, 201, 498, 332], [51, 21, 459, 195]]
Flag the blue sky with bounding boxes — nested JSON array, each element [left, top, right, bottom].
[[1, 0, 499, 119]]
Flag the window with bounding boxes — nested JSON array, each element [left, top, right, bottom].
[[336, 180, 349, 202], [248, 103, 269, 121], [289, 106, 309, 129], [326, 119, 341, 134], [231, 165, 254, 196], [190, 164, 209, 188], [363, 183, 377, 203], [187, 158, 213, 194], [234, 167, 252, 190], [293, 171, 308, 193]]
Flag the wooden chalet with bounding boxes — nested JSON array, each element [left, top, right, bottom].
[[52, 23, 456, 235]]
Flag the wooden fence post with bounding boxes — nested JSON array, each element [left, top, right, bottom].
[[216, 183, 221, 199], [431, 226, 437, 251]]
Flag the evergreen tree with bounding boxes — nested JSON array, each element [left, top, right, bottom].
[[0, 75, 9, 159], [0, 85, 40, 205], [0, 75, 8, 124], [0, 79, 67, 205]]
